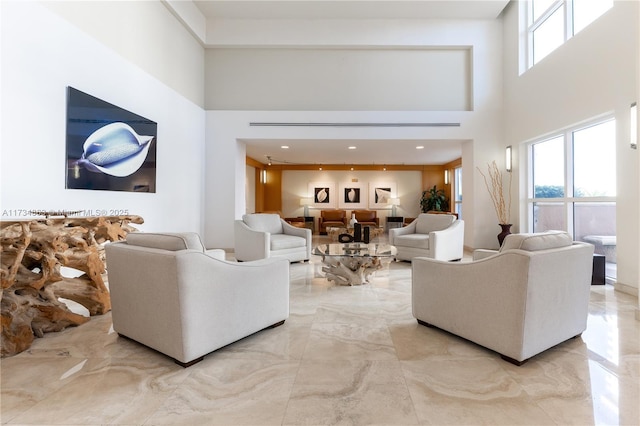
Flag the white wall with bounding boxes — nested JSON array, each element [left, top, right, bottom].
[[1, 1, 206, 234], [205, 48, 471, 111], [245, 165, 256, 214], [43, 0, 205, 108], [503, 1, 639, 296]]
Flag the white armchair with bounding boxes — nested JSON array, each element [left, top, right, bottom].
[[235, 213, 312, 262], [389, 213, 464, 261], [105, 232, 290, 367], [412, 231, 594, 365]]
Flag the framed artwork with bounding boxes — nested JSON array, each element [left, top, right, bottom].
[[309, 182, 336, 208], [338, 182, 367, 209], [65, 87, 157, 192], [369, 182, 397, 209]]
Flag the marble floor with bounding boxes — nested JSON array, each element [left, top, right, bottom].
[[1, 238, 639, 425]]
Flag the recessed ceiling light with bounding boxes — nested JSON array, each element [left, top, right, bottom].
[[281, 145, 289, 149], [416, 146, 424, 149], [348, 146, 357, 150]]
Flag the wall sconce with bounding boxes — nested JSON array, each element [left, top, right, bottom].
[[444, 169, 450, 185], [299, 198, 313, 217], [505, 145, 513, 172], [261, 169, 267, 184], [631, 102, 637, 149], [389, 198, 400, 217]]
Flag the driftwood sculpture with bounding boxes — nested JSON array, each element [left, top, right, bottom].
[[1, 215, 143, 357]]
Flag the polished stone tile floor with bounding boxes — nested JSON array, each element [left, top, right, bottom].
[[1, 240, 639, 425]]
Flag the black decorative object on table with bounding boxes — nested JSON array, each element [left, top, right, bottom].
[[338, 233, 354, 243], [353, 223, 362, 242]]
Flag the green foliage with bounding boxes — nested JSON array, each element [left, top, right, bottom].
[[420, 185, 449, 213]]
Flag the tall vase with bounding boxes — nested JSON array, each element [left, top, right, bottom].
[[497, 224, 512, 246], [350, 214, 358, 227]]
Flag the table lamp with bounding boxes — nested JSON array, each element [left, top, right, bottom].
[[300, 198, 313, 217], [389, 198, 400, 217]]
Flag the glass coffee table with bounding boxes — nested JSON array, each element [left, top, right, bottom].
[[313, 242, 397, 286]]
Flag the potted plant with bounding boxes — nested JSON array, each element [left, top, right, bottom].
[[420, 185, 449, 213], [477, 160, 513, 245]]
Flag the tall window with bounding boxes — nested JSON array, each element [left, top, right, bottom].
[[454, 167, 462, 219], [527, 0, 613, 67], [529, 118, 617, 276]]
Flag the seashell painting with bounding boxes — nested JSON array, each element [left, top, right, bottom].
[[375, 188, 392, 204], [75, 122, 154, 177], [347, 188, 356, 202], [316, 187, 328, 203]]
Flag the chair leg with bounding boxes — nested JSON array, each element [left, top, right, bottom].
[[500, 354, 528, 366], [417, 319, 435, 328], [265, 320, 285, 329], [175, 357, 204, 368]]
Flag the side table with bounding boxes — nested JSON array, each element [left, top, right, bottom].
[[304, 216, 315, 234], [385, 216, 404, 232], [592, 253, 606, 285]]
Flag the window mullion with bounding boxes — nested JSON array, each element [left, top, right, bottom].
[[529, 0, 564, 32], [566, 130, 575, 238], [565, 0, 574, 39]]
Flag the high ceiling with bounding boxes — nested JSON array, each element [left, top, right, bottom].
[[193, 1, 510, 20], [192, 0, 509, 165]]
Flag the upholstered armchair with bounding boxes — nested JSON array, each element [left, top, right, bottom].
[[318, 209, 348, 234], [105, 232, 290, 367], [352, 210, 379, 227], [389, 213, 464, 261], [412, 231, 594, 365], [235, 213, 312, 262]]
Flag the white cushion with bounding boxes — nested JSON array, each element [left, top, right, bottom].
[[500, 231, 572, 252], [395, 234, 430, 249], [126, 232, 204, 251], [415, 214, 455, 234], [270, 234, 306, 250], [242, 214, 283, 234]]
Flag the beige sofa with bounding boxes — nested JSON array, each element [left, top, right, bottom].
[[389, 213, 464, 261], [234, 213, 312, 262], [412, 231, 594, 365], [105, 232, 290, 367]]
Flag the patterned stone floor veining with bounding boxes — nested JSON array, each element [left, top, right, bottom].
[[1, 236, 639, 425]]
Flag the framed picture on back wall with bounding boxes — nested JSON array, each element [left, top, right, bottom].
[[309, 182, 336, 208], [369, 182, 396, 209], [338, 182, 367, 209]]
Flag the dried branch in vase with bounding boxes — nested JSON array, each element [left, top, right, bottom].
[[477, 161, 512, 225]]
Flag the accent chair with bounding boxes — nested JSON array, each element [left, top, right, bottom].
[[412, 231, 594, 365], [318, 209, 348, 234], [105, 232, 290, 367], [235, 213, 312, 262], [389, 213, 464, 261], [352, 210, 379, 227]]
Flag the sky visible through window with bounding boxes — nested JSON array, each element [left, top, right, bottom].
[[533, 120, 616, 197], [531, 0, 613, 64]]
